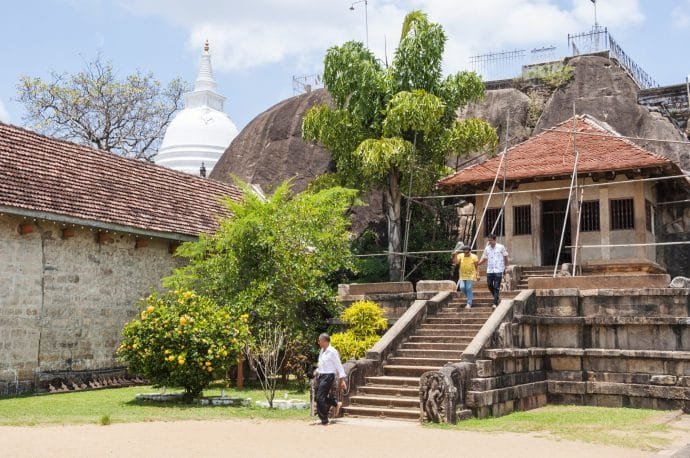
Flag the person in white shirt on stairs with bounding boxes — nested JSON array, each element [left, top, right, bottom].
[[315, 333, 347, 425], [477, 233, 509, 308]]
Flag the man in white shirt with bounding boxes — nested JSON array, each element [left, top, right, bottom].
[[477, 233, 509, 308], [315, 333, 347, 425]]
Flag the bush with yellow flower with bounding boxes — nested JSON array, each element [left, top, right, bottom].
[[116, 289, 250, 400]]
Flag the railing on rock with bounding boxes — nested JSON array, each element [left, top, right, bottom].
[[567, 26, 658, 90]]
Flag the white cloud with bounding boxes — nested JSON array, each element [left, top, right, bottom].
[[0, 98, 10, 123], [672, 0, 690, 29], [117, 0, 645, 75]]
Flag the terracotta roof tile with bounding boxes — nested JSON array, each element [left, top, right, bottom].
[[438, 115, 682, 189], [0, 122, 242, 237]]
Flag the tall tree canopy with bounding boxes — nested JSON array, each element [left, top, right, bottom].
[[165, 179, 357, 341], [17, 57, 186, 160], [303, 11, 498, 280]]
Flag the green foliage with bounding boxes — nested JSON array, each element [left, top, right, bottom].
[[116, 290, 250, 400], [303, 10, 498, 279], [340, 300, 388, 337], [164, 179, 358, 382], [542, 64, 574, 89], [518, 63, 575, 90], [330, 300, 388, 362], [98, 415, 111, 426], [330, 333, 380, 363], [350, 228, 389, 283]]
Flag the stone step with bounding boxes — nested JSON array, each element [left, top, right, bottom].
[[395, 349, 463, 359], [419, 322, 487, 329], [433, 311, 491, 318], [343, 405, 419, 421], [407, 335, 474, 344], [429, 304, 494, 318], [387, 356, 461, 366], [417, 326, 484, 334], [358, 384, 419, 397], [434, 312, 493, 319], [384, 365, 441, 377], [420, 320, 487, 326], [349, 395, 419, 409], [365, 376, 419, 387], [414, 329, 481, 338], [399, 342, 467, 351]]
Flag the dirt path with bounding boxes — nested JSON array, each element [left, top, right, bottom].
[[0, 417, 655, 458]]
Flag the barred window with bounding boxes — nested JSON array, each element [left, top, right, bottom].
[[610, 198, 635, 230], [484, 207, 505, 236], [513, 205, 531, 235], [645, 200, 654, 234], [579, 200, 600, 232]]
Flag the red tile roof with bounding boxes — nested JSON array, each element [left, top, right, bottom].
[[0, 122, 242, 238], [438, 115, 682, 190]]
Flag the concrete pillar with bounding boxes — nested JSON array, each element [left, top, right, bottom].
[[634, 181, 647, 259], [600, 187, 610, 260]]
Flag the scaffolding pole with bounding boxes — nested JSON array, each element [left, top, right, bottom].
[[571, 184, 586, 276], [470, 112, 511, 251], [553, 114, 580, 278]]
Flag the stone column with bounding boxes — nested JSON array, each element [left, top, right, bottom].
[[599, 187, 610, 260], [633, 180, 647, 259]]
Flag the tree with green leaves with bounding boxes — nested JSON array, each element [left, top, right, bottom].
[[303, 11, 498, 280], [165, 179, 357, 369], [17, 56, 186, 160]]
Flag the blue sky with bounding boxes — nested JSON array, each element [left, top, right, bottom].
[[0, 0, 688, 130]]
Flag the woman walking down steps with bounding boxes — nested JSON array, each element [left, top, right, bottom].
[[453, 245, 479, 309]]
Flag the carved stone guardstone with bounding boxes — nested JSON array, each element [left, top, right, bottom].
[[669, 276, 690, 288], [420, 362, 477, 423]]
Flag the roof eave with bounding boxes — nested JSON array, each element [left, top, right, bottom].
[[0, 205, 199, 242]]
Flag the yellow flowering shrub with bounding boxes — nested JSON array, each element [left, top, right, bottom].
[[116, 290, 250, 400], [330, 300, 388, 362]]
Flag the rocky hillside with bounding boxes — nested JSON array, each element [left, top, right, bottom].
[[462, 55, 689, 170]]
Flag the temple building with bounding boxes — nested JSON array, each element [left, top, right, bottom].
[[154, 41, 238, 176], [438, 115, 689, 275], [0, 122, 240, 395]]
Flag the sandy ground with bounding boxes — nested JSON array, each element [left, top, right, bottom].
[[0, 417, 667, 458]]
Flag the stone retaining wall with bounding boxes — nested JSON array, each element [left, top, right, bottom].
[[447, 287, 690, 421]]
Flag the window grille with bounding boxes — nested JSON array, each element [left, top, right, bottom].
[[513, 205, 531, 235], [484, 207, 505, 236], [610, 198, 635, 230], [579, 200, 600, 232]]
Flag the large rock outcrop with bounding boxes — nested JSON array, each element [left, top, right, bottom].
[[536, 55, 689, 170], [210, 89, 334, 192], [462, 55, 689, 170], [210, 89, 385, 234]]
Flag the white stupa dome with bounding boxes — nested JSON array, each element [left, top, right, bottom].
[[154, 41, 238, 176]]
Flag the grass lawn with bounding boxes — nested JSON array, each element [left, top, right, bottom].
[[433, 405, 679, 451], [0, 383, 311, 426]]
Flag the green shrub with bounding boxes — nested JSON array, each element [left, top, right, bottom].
[[340, 300, 388, 337], [330, 333, 380, 362], [116, 290, 250, 400], [331, 300, 388, 362]]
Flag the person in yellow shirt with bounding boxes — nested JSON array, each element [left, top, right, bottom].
[[454, 245, 479, 309]]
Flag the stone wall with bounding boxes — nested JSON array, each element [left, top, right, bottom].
[[0, 214, 182, 395], [454, 287, 690, 420]]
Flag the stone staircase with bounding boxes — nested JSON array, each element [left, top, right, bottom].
[[343, 287, 510, 420], [517, 266, 555, 290]]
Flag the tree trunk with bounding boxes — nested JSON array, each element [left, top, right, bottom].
[[385, 168, 403, 281]]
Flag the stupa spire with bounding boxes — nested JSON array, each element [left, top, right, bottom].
[[194, 39, 217, 92]]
